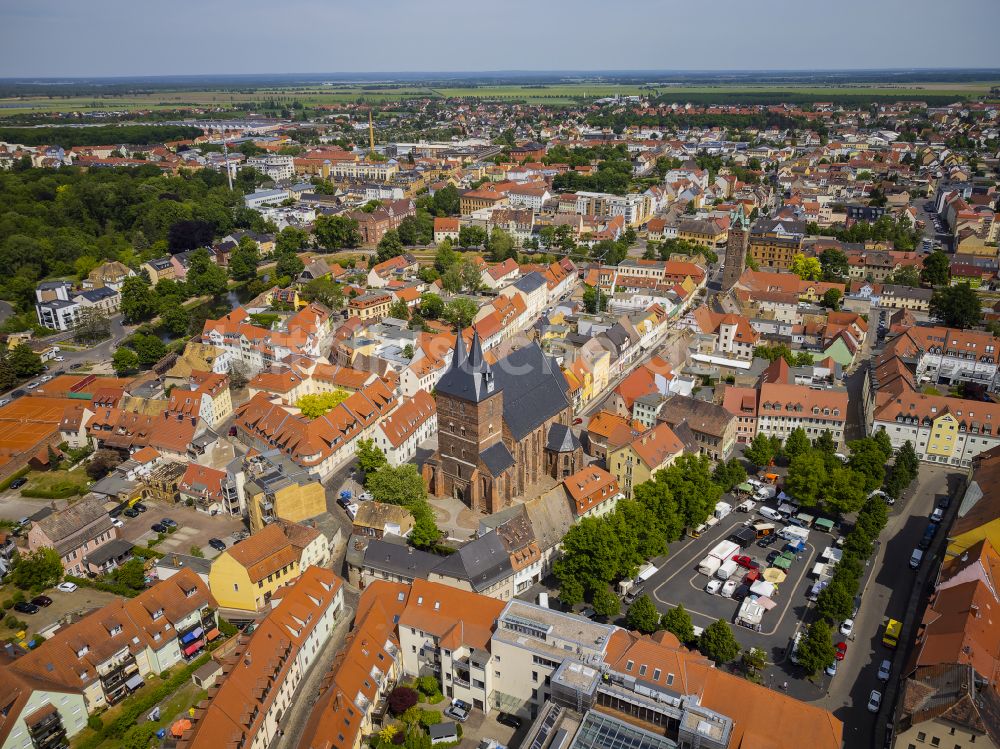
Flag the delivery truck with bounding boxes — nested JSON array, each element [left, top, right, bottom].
[[714, 501, 732, 519], [698, 556, 723, 576], [715, 559, 739, 580], [708, 540, 740, 562]]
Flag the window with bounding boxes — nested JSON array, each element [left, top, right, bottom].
[[625, 660, 634, 671], [918, 734, 926, 742], [652, 668, 661, 681]]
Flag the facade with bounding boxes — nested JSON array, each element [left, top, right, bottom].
[[371, 389, 437, 466], [27, 496, 118, 576], [756, 382, 848, 444], [242, 452, 326, 532], [609, 422, 685, 499], [563, 466, 623, 520], [748, 217, 806, 270], [348, 291, 393, 322], [424, 333, 582, 513], [658, 395, 736, 461]]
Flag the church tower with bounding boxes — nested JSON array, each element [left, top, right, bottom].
[[723, 204, 750, 290], [428, 330, 504, 505]]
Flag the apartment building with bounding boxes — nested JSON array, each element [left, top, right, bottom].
[[177, 463, 240, 517], [658, 395, 736, 461], [748, 217, 805, 270], [242, 451, 326, 533], [370, 389, 437, 466], [756, 382, 848, 444], [691, 307, 759, 362], [562, 465, 623, 521], [5, 569, 216, 713], [27, 496, 118, 576], [891, 326, 1000, 392], [348, 291, 394, 322], [609, 422, 686, 499]]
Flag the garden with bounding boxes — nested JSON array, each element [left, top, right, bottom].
[[371, 680, 460, 749]]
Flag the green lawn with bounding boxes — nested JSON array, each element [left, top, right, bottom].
[[20, 466, 91, 496]]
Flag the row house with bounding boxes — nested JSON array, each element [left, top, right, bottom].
[[370, 389, 437, 466], [887, 326, 1000, 392], [755, 382, 848, 445], [691, 307, 759, 362]]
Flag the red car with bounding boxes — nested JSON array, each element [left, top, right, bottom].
[[835, 641, 848, 661], [732, 555, 760, 570]]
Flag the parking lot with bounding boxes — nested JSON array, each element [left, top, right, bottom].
[[116, 501, 246, 558], [0, 584, 121, 640]]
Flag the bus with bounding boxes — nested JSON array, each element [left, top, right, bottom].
[[883, 618, 902, 649]]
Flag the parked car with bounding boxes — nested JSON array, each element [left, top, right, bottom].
[[208, 538, 227, 552], [721, 579, 738, 598], [112, 518, 124, 528], [825, 660, 838, 677], [123, 507, 139, 518], [573, 417, 583, 425], [13, 601, 39, 615], [134, 502, 147, 513], [930, 507, 944, 523], [70, 362, 82, 370], [766, 550, 782, 564], [0, 398, 10, 407], [705, 579, 723, 595], [160, 518, 177, 528], [757, 534, 778, 548], [9, 477, 27, 489], [55, 355, 64, 362], [878, 659, 892, 681], [937, 495, 951, 510], [834, 641, 848, 661], [336, 492, 353, 510], [444, 704, 470, 723], [151, 523, 168, 534], [496, 713, 522, 729], [31, 595, 52, 607], [839, 619, 854, 637], [732, 555, 760, 570], [867, 690, 882, 713]]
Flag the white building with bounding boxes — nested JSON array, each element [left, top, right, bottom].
[[371, 390, 437, 466]]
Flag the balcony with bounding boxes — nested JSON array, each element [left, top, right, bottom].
[[26, 709, 68, 749]]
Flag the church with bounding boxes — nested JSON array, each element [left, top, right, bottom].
[[423, 330, 584, 514]]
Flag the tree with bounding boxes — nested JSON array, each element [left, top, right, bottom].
[[821, 288, 842, 310], [228, 362, 250, 390], [6, 344, 44, 379], [313, 215, 361, 250], [797, 620, 837, 676], [459, 258, 482, 292], [187, 248, 228, 297], [130, 333, 168, 367], [819, 248, 849, 281], [121, 723, 159, 749], [228, 238, 260, 282], [366, 464, 428, 507], [120, 275, 157, 324], [10, 548, 62, 591], [625, 594, 661, 634], [488, 228, 516, 262], [661, 604, 695, 644], [814, 576, 854, 623], [741, 647, 767, 678], [112, 346, 140, 376], [388, 686, 419, 716], [86, 448, 122, 480], [388, 300, 411, 321], [296, 390, 350, 418], [276, 226, 310, 254], [419, 293, 445, 319], [113, 558, 146, 590], [930, 283, 982, 329], [921, 250, 951, 287], [275, 250, 304, 280], [376, 230, 405, 262], [434, 242, 458, 273], [73, 307, 112, 345], [160, 305, 191, 338], [409, 511, 440, 549], [790, 253, 822, 281], [582, 285, 606, 314], [744, 433, 778, 469], [873, 429, 894, 461], [783, 427, 811, 459], [591, 586, 621, 618], [698, 619, 740, 664], [887, 264, 922, 287], [820, 466, 867, 514], [653, 454, 722, 529], [711, 458, 747, 491], [785, 451, 828, 507], [356, 438, 388, 475], [555, 516, 631, 604], [443, 298, 478, 328], [301, 277, 345, 310], [458, 225, 487, 248]]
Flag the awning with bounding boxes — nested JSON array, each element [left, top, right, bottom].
[[763, 568, 786, 583], [125, 673, 144, 691], [737, 482, 753, 493], [205, 627, 221, 641], [171, 719, 192, 738], [756, 596, 777, 610], [814, 518, 835, 532], [180, 627, 204, 644], [182, 639, 204, 656]]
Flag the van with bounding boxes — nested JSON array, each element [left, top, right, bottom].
[[758, 506, 782, 521], [909, 549, 923, 570]]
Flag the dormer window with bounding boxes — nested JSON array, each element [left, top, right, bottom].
[[152, 608, 163, 620], [76, 645, 89, 658], [109, 625, 122, 637]]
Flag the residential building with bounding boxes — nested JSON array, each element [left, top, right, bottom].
[[352, 502, 415, 540], [748, 217, 806, 270], [176, 567, 344, 749], [691, 307, 759, 362], [609, 422, 685, 499], [208, 521, 326, 613], [348, 291, 393, 322], [26, 496, 118, 576], [242, 451, 326, 533], [562, 466, 623, 520], [0, 659, 89, 749], [658, 395, 736, 461], [756, 382, 848, 444], [4, 569, 217, 712], [178, 463, 240, 516], [370, 389, 437, 466], [367, 254, 419, 289], [946, 450, 1000, 558], [433, 217, 460, 244]]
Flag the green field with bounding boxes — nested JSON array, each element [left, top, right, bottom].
[[0, 80, 996, 117]]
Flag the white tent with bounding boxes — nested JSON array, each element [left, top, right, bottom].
[[750, 580, 776, 598]]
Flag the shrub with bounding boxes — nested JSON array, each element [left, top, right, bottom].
[[419, 710, 441, 727], [388, 686, 419, 715], [0, 467, 30, 491], [87, 716, 104, 731]]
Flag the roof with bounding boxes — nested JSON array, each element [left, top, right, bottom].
[[546, 422, 581, 453], [32, 496, 114, 555], [626, 422, 685, 470], [220, 523, 316, 583], [480, 442, 515, 478], [491, 342, 572, 441], [659, 394, 734, 438], [563, 466, 620, 516]]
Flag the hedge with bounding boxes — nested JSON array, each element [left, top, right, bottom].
[[73, 652, 213, 749], [21, 483, 85, 499], [0, 467, 30, 491], [64, 575, 142, 599]]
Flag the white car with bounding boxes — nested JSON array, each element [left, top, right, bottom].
[[112, 518, 125, 528], [56, 582, 78, 593], [825, 660, 837, 677], [867, 690, 882, 713], [55, 356, 64, 362], [705, 579, 723, 595], [839, 618, 854, 637], [868, 489, 895, 505], [930, 508, 944, 523], [877, 659, 892, 681], [721, 579, 738, 598]]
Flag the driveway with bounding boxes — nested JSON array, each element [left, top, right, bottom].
[[2, 586, 121, 640]]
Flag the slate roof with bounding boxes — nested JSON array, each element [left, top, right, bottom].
[[433, 532, 513, 592], [514, 271, 547, 294], [491, 342, 571, 440], [480, 442, 515, 477], [436, 330, 499, 404], [363, 538, 440, 579], [546, 422, 581, 453]]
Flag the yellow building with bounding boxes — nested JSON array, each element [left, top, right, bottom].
[[609, 422, 685, 499], [927, 412, 959, 459], [676, 218, 728, 249], [245, 460, 327, 533], [946, 451, 1000, 558], [209, 523, 305, 612]]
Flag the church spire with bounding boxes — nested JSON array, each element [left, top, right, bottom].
[[435, 327, 500, 402]]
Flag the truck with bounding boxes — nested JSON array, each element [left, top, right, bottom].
[[779, 525, 809, 545], [714, 501, 732, 520], [715, 559, 739, 580], [636, 563, 658, 583], [708, 540, 740, 562], [698, 556, 723, 576], [729, 527, 756, 548], [753, 522, 776, 539], [755, 485, 777, 500]]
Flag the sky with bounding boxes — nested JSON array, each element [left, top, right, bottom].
[[1, 0, 999, 78]]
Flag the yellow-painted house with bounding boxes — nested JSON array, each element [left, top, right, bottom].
[[209, 522, 312, 612], [246, 470, 327, 532], [609, 422, 686, 499]]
